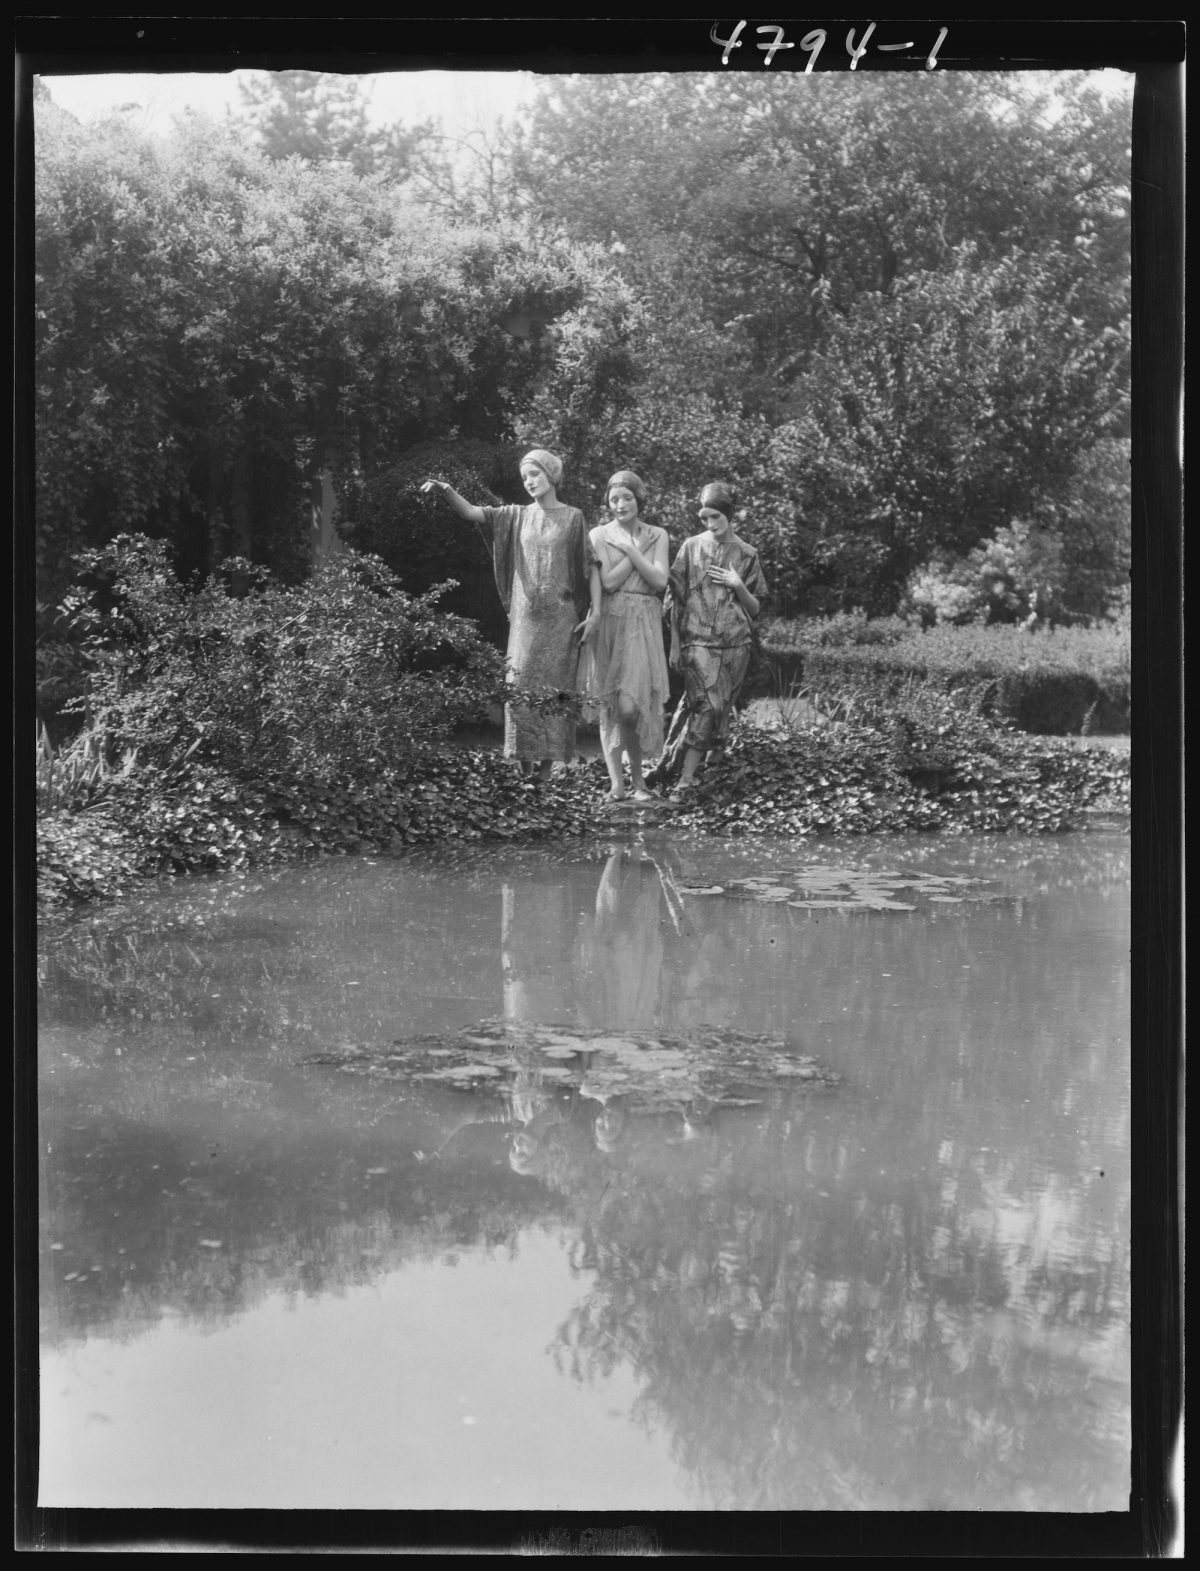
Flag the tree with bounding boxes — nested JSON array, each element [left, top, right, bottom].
[[35, 103, 642, 682], [510, 69, 1132, 616], [236, 69, 434, 180], [517, 71, 1130, 399]]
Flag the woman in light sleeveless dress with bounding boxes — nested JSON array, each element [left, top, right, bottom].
[[585, 470, 670, 803]]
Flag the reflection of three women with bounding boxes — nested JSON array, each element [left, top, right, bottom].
[[422, 450, 768, 803]]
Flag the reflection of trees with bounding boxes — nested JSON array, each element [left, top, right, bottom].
[[509, 1063, 1130, 1510], [39, 833, 1130, 1508], [38, 1079, 565, 1349]]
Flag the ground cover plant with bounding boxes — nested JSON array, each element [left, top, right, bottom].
[[35, 537, 1129, 916]]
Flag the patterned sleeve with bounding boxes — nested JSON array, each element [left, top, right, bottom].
[[570, 510, 592, 621], [742, 546, 769, 612], [482, 504, 524, 613]]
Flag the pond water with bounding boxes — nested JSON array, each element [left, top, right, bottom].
[[37, 828, 1131, 1512]]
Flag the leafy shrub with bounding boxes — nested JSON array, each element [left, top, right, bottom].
[[35, 602, 89, 739], [902, 518, 1070, 628], [36, 721, 138, 815], [760, 610, 911, 653], [900, 560, 984, 628], [58, 534, 508, 786], [37, 539, 1130, 915]]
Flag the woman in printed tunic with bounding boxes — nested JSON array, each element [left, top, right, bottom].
[[423, 449, 600, 777], [663, 481, 768, 802], [585, 470, 670, 803]]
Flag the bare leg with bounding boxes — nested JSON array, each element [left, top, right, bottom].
[[603, 743, 626, 799], [617, 696, 653, 798]]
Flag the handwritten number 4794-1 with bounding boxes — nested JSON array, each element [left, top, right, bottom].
[[711, 21, 948, 71]]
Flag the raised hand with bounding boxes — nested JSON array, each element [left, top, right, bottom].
[[420, 478, 448, 497], [706, 564, 742, 589]]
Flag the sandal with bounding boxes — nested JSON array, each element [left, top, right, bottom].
[[667, 781, 698, 806]]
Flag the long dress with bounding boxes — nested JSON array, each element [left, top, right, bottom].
[[663, 530, 769, 762], [483, 500, 592, 764], [586, 519, 670, 759]]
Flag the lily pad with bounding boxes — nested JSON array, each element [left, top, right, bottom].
[[673, 860, 995, 914], [301, 1019, 840, 1117]]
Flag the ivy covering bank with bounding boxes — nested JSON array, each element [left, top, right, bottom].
[[37, 720, 1130, 916], [34, 536, 1129, 917]]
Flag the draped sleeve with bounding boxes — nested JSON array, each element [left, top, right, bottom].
[[565, 507, 592, 624], [481, 504, 526, 616], [665, 539, 691, 625], [484, 503, 590, 622], [737, 541, 769, 610]]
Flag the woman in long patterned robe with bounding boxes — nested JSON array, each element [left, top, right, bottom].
[[662, 481, 768, 801], [423, 449, 600, 776]]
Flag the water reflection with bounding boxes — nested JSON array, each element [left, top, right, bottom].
[[38, 833, 1131, 1510], [501, 846, 687, 1029]]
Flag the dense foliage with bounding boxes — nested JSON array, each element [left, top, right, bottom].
[[35, 72, 1132, 652], [233, 69, 435, 179], [57, 535, 506, 779], [38, 546, 1129, 916], [34, 72, 1132, 917], [510, 71, 1131, 617], [34, 95, 640, 725]]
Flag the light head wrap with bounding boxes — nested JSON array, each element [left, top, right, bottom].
[[606, 469, 648, 513], [699, 481, 736, 520], [520, 448, 564, 486]]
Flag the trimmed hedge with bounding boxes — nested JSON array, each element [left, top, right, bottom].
[[757, 616, 1131, 735]]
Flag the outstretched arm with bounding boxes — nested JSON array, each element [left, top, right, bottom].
[[421, 478, 488, 528]]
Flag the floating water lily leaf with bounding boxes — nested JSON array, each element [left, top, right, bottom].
[[677, 862, 994, 915], [301, 1019, 840, 1115]]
